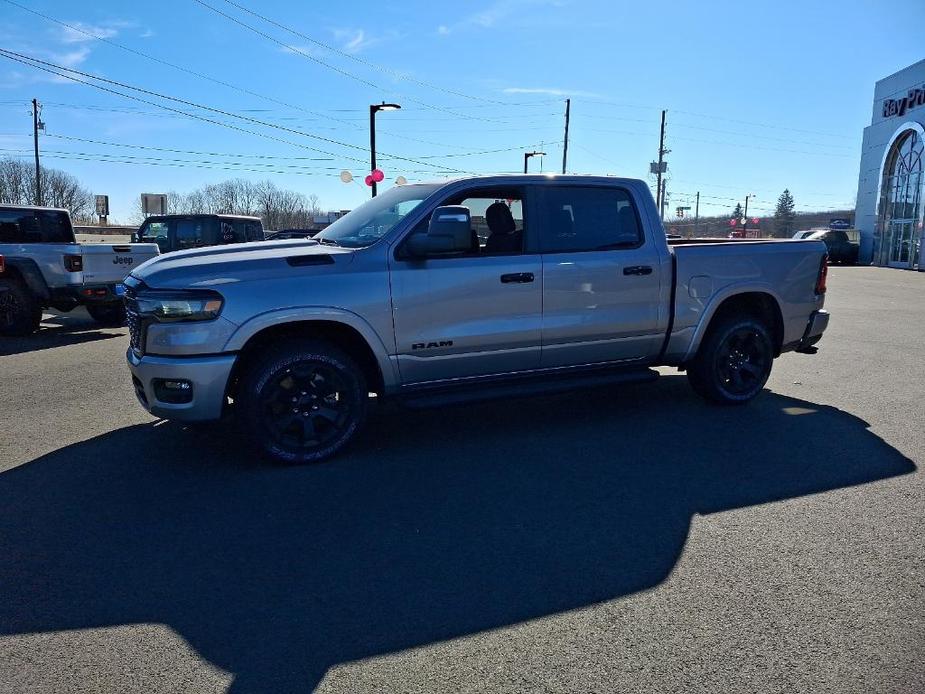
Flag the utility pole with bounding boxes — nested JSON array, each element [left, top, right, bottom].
[[694, 191, 700, 236], [561, 98, 570, 174], [656, 109, 667, 221], [32, 98, 42, 207], [742, 193, 753, 236]]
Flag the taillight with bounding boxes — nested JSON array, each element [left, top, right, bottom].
[[0, 254, 5, 274], [815, 254, 828, 295], [63, 254, 83, 272]]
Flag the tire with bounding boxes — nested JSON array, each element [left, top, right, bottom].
[[687, 314, 774, 405], [86, 302, 126, 327], [237, 338, 367, 464], [0, 279, 41, 336]]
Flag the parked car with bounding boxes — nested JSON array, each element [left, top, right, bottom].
[[792, 230, 821, 240], [264, 229, 317, 241], [807, 229, 859, 264], [123, 175, 830, 464], [134, 214, 264, 254], [0, 205, 158, 335]]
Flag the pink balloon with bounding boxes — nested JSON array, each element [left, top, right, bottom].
[[372, 169, 385, 183], [365, 174, 374, 186]]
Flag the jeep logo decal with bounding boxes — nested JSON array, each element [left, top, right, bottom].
[[412, 340, 454, 350], [112, 256, 134, 265]]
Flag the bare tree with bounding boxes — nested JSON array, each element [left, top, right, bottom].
[[0, 157, 93, 221]]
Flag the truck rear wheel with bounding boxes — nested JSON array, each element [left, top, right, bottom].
[[687, 315, 773, 405], [86, 303, 126, 327], [0, 279, 41, 336], [237, 338, 367, 464]]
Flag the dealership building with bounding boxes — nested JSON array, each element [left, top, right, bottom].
[[855, 59, 925, 269]]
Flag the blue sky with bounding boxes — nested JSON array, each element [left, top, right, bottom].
[[1, 0, 923, 223]]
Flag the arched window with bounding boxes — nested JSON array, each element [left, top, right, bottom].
[[878, 129, 924, 267]]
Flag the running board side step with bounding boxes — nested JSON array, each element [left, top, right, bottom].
[[398, 367, 659, 409]]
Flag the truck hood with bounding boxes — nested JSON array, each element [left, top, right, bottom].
[[130, 240, 355, 290]]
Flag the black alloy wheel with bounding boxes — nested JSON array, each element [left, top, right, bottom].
[[713, 326, 772, 398], [687, 315, 773, 405], [0, 279, 40, 336], [239, 339, 367, 464], [262, 362, 353, 451]]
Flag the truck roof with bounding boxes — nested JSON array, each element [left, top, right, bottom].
[[0, 204, 70, 213], [143, 213, 262, 222], [410, 174, 641, 187]]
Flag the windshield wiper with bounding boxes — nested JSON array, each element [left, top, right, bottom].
[[317, 237, 341, 247]]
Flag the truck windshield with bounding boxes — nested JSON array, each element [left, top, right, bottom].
[[315, 184, 440, 248], [0, 208, 75, 243]]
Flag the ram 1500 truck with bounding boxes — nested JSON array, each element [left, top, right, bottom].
[[123, 175, 830, 464], [0, 205, 159, 335]]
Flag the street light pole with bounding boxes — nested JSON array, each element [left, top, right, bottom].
[[742, 193, 753, 237], [369, 102, 401, 198]]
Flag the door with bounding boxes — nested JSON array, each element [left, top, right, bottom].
[[888, 221, 914, 268], [537, 185, 664, 368], [389, 186, 542, 385]]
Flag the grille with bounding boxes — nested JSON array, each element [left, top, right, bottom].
[[126, 308, 143, 354], [122, 282, 144, 355]]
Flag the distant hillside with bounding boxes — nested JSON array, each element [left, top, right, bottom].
[[664, 210, 854, 238]]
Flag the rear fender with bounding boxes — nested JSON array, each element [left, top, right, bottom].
[[0, 257, 50, 301], [682, 283, 784, 361]]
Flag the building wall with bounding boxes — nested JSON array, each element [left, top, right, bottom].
[[855, 59, 925, 265]]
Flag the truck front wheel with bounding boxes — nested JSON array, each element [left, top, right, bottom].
[[0, 279, 41, 336], [687, 315, 773, 405], [86, 303, 126, 327], [237, 338, 367, 464]]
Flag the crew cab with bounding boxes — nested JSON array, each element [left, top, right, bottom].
[[123, 175, 830, 464], [0, 205, 159, 335]]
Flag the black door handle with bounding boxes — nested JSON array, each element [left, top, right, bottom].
[[500, 272, 535, 284], [623, 265, 653, 276]]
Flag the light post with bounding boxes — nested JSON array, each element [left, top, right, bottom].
[[369, 102, 401, 198], [523, 150, 546, 174]]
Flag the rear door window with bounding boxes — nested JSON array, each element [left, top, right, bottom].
[[539, 187, 642, 253], [0, 208, 74, 243], [176, 219, 207, 250]]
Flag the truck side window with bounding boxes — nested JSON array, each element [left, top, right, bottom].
[[408, 188, 525, 256], [541, 187, 642, 253], [176, 220, 206, 250]]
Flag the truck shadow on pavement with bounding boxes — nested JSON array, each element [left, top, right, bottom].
[[0, 376, 915, 692], [0, 311, 121, 356]]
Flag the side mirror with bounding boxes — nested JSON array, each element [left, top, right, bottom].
[[406, 206, 472, 257]]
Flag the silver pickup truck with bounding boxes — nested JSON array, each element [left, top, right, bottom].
[[123, 175, 830, 464]]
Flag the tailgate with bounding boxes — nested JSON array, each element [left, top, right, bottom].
[[79, 243, 160, 283]]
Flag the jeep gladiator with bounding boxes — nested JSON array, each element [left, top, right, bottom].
[[123, 175, 830, 464], [0, 205, 159, 334]]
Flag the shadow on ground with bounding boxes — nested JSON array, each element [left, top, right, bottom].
[[0, 310, 121, 356], [0, 376, 915, 691]]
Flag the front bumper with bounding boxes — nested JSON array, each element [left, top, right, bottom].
[[796, 309, 830, 353], [127, 349, 236, 421]]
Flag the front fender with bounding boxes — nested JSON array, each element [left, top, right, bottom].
[[223, 306, 400, 390]]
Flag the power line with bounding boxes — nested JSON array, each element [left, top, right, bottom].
[[212, 0, 516, 106], [190, 0, 503, 123], [0, 0, 358, 129], [0, 48, 471, 174]]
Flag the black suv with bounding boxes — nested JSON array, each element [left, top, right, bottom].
[[808, 229, 859, 265], [134, 214, 264, 254]]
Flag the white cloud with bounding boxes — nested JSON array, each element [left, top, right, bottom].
[[139, 29, 155, 39], [503, 87, 601, 98], [59, 21, 121, 43], [457, 0, 566, 31], [437, 25, 450, 36], [53, 45, 92, 68], [330, 27, 400, 54]]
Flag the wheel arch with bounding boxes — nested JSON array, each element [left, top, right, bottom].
[[685, 288, 784, 361], [225, 311, 395, 398]]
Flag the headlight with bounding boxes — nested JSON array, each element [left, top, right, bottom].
[[135, 290, 224, 323]]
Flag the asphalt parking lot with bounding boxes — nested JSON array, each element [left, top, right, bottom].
[[1, 267, 923, 693]]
